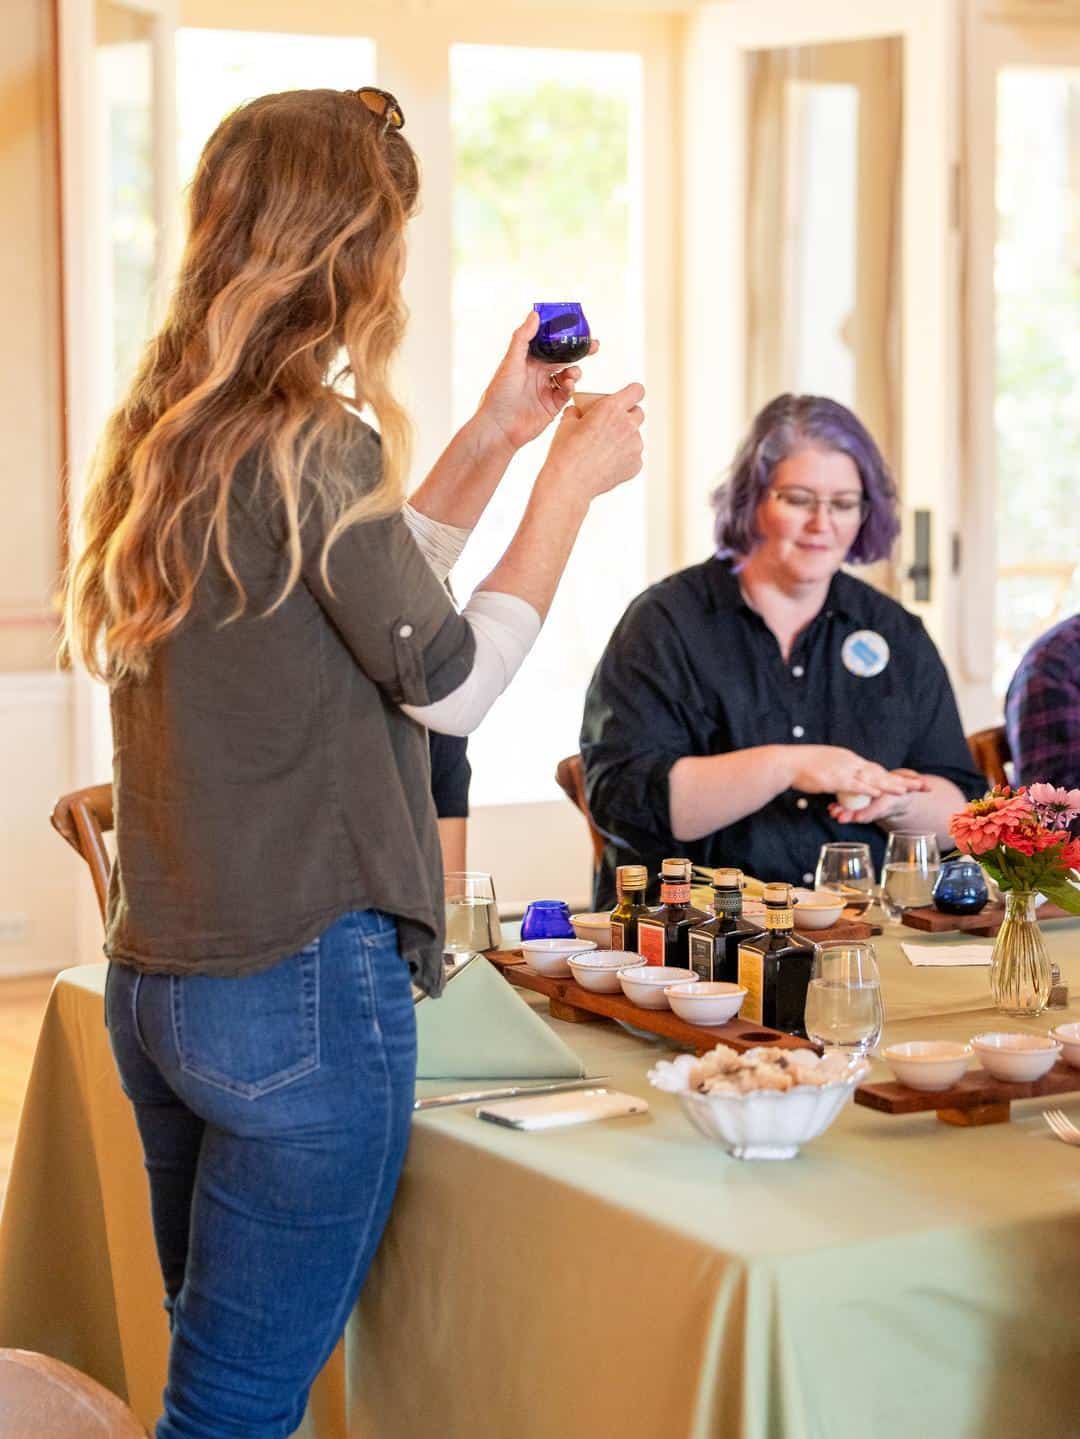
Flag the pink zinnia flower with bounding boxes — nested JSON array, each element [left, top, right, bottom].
[[1027, 782, 1080, 829]]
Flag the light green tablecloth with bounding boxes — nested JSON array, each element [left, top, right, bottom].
[[3, 919, 1080, 1438]]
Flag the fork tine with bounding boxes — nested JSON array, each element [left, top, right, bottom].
[[1045, 1109, 1080, 1144], [1058, 1112, 1080, 1142]]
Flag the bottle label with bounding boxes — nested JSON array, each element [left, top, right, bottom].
[[738, 946, 764, 1023], [660, 881, 691, 904], [712, 892, 742, 915], [610, 919, 626, 951], [637, 920, 665, 967], [764, 907, 794, 931], [689, 932, 713, 983]]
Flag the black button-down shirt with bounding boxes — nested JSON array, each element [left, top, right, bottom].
[[580, 556, 984, 907]]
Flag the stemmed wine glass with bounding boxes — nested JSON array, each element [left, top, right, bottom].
[[804, 941, 884, 1057], [443, 872, 501, 967]]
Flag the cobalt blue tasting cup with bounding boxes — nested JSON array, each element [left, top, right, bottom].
[[520, 900, 575, 941], [931, 858, 990, 915], [529, 303, 591, 364]]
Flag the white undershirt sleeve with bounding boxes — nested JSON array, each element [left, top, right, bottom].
[[401, 590, 541, 737], [401, 502, 471, 584]]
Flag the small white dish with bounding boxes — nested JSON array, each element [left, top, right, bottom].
[[618, 965, 698, 1010], [882, 1040, 972, 1091], [568, 950, 639, 993], [790, 888, 845, 929], [665, 981, 746, 1026], [1051, 1022, 1080, 1070], [520, 937, 596, 978], [971, 1031, 1061, 1083], [569, 912, 613, 949]]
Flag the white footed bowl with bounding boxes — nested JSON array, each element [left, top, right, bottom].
[[568, 950, 639, 994], [619, 965, 697, 1010], [649, 1046, 869, 1160], [882, 1040, 972, 1091], [665, 981, 746, 1026], [520, 938, 596, 978], [570, 913, 613, 949], [1051, 1022, 1080, 1070], [971, 1031, 1061, 1083]]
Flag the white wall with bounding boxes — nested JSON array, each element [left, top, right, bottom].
[[0, 674, 78, 975]]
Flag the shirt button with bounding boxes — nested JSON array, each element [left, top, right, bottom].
[[792, 724, 805, 738], [803, 873, 814, 885], [792, 665, 805, 678], [796, 797, 808, 810], [398, 623, 414, 639]]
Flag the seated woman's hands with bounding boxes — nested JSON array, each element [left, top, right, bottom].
[[474, 310, 598, 454], [787, 746, 929, 824]]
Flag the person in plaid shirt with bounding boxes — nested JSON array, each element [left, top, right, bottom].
[[1005, 614, 1080, 789]]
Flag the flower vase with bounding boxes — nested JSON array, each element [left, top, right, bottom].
[[990, 890, 1052, 1017]]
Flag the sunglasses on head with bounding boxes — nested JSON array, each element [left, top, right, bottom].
[[353, 86, 405, 134]]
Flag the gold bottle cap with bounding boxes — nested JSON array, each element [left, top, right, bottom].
[[660, 857, 691, 880], [763, 882, 792, 905], [713, 868, 742, 889], [616, 864, 649, 888]]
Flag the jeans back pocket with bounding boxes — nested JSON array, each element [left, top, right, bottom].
[[171, 943, 320, 1099]]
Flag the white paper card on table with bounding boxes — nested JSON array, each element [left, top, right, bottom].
[[476, 1088, 648, 1130], [901, 943, 994, 968]]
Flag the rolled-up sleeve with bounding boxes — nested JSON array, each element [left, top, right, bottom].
[[580, 595, 698, 853]]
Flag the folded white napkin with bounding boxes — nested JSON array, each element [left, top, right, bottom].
[[901, 942, 993, 968]]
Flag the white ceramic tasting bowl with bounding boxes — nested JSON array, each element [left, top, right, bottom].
[[665, 981, 747, 1026], [520, 937, 596, 978], [618, 965, 698, 1010], [881, 1040, 973, 1092], [1051, 1021, 1080, 1070], [567, 950, 640, 994], [971, 1031, 1061, 1082], [569, 912, 613, 949], [790, 888, 845, 930]]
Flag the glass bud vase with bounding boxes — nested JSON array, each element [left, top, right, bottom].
[[990, 890, 1052, 1017]]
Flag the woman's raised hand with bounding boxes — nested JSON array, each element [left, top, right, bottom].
[[541, 384, 645, 500], [474, 310, 600, 454]]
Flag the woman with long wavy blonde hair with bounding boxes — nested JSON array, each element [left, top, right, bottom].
[[63, 85, 643, 1438]]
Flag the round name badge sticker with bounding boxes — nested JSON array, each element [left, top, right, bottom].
[[841, 629, 890, 678]]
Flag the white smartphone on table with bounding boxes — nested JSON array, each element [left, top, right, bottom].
[[476, 1088, 647, 1131]]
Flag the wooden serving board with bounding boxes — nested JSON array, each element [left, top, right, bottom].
[[855, 1061, 1080, 1127], [899, 901, 1071, 937], [484, 950, 814, 1055]]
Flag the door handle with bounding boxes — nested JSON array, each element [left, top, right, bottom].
[[906, 509, 931, 603]]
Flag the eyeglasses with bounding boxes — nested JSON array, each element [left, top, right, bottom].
[[768, 487, 868, 521], [353, 86, 405, 134]]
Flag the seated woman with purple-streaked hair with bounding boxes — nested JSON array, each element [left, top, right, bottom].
[[580, 393, 985, 906]]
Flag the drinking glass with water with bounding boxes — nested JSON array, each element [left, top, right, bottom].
[[880, 832, 941, 920], [443, 871, 502, 965], [804, 941, 884, 1056], [814, 842, 875, 914]]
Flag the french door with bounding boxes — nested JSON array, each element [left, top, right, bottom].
[[962, 0, 1080, 727], [683, 0, 960, 654]]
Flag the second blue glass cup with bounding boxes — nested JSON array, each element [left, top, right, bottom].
[[520, 899, 575, 941], [931, 858, 990, 915]]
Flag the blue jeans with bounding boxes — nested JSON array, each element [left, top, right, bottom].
[[105, 909, 417, 1439]]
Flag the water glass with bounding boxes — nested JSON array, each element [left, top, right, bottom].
[[444, 871, 501, 963], [814, 842, 875, 913], [804, 941, 884, 1056], [880, 832, 941, 921]]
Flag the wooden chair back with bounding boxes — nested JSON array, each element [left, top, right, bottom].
[[554, 754, 607, 870], [0, 1349, 146, 1437], [49, 783, 114, 925], [966, 725, 1012, 789]]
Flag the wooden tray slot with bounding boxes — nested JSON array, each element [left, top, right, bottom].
[[855, 1060, 1080, 1126]]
